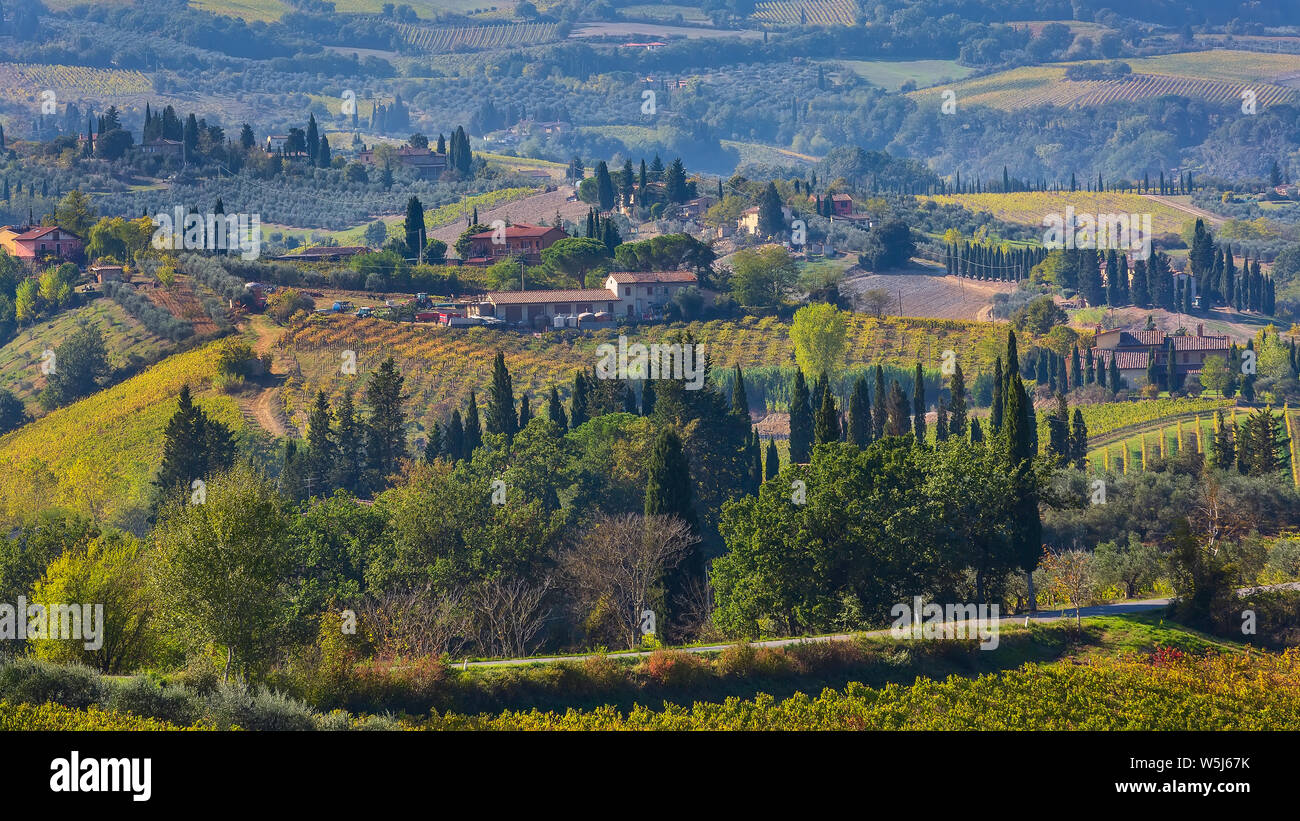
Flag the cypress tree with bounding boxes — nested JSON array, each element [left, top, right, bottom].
[[485, 351, 517, 438], [330, 387, 364, 494], [788, 370, 813, 463], [935, 398, 949, 441], [991, 357, 1004, 432], [517, 392, 532, 430], [749, 429, 763, 494], [1047, 393, 1070, 464], [948, 363, 968, 437], [546, 386, 568, 430], [445, 410, 466, 462], [1070, 408, 1088, 469], [970, 417, 984, 443], [463, 391, 483, 455], [731, 364, 750, 419], [424, 421, 443, 464], [871, 364, 887, 439], [912, 362, 926, 441], [570, 371, 589, 427], [363, 357, 406, 493], [886, 380, 910, 436], [764, 437, 780, 480], [814, 375, 840, 445], [645, 427, 700, 619], [306, 389, 335, 496], [846, 375, 871, 447]]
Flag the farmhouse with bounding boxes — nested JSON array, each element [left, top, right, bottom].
[[89, 263, 125, 283], [1091, 324, 1231, 388], [470, 269, 698, 325], [356, 145, 448, 179], [463, 223, 567, 265], [139, 138, 183, 158], [738, 205, 792, 235], [604, 271, 698, 317], [0, 225, 84, 263], [471, 287, 621, 326]]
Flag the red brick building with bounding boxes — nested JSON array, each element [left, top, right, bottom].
[[463, 223, 567, 265]]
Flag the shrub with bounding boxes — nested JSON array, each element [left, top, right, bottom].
[[0, 658, 103, 709], [203, 682, 319, 731], [640, 650, 709, 688], [103, 676, 202, 727]]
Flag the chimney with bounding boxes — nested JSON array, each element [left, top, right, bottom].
[[1197, 323, 1204, 337]]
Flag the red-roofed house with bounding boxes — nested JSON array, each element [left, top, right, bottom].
[[1092, 323, 1230, 388], [604, 270, 698, 317], [464, 223, 567, 265], [472, 287, 621, 325], [0, 225, 84, 263]]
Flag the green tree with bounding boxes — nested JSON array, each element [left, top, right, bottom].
[[546, 386, 568, 430], [789, 302, 848, 379], [364, 357, 407, 491], [756, 182, 785, 237], [485, 350, 518, 439], [912, 363, 926, 440], [788, 370, 813, 463], [728, 245, 798, 307], [30, 531, 152, 673], [39, 325, 109, 410], [306, 390, 335, 496], [645, 426, 700, 620], [846, 375, 871, 448], [814, 373, 840, 445], [149, 465, 298, 681], [948, 362, 968, 438]]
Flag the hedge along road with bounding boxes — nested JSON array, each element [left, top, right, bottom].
[[459, 595, 1183, 669], [458, 584, 1300, 668]]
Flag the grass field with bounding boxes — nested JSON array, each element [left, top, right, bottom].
[[721, 139, 821, 166], [832, 59, 974, 91], [0, 300, 173, 410], [909, 50, 1300, 111], [919, 191, 1196, 237], [0, 341, 257, 529]]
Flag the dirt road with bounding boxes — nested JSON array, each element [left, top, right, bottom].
[[238, 315, 295, 438]]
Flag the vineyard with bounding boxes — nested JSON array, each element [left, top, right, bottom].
[[426, 649, 1300, 730], [276, 313, 1022, 436], [1050, 396, 1236, 444], [752, 0, 857, 26], [1087, 405, 1299, 482], [0, 342, 255, 529], [0, 300, 173, 408], [919, 191, 1195, 237], [909, 59, 1298, 112], [0, 62, 150, 101], [386, 21, 561, 53]]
